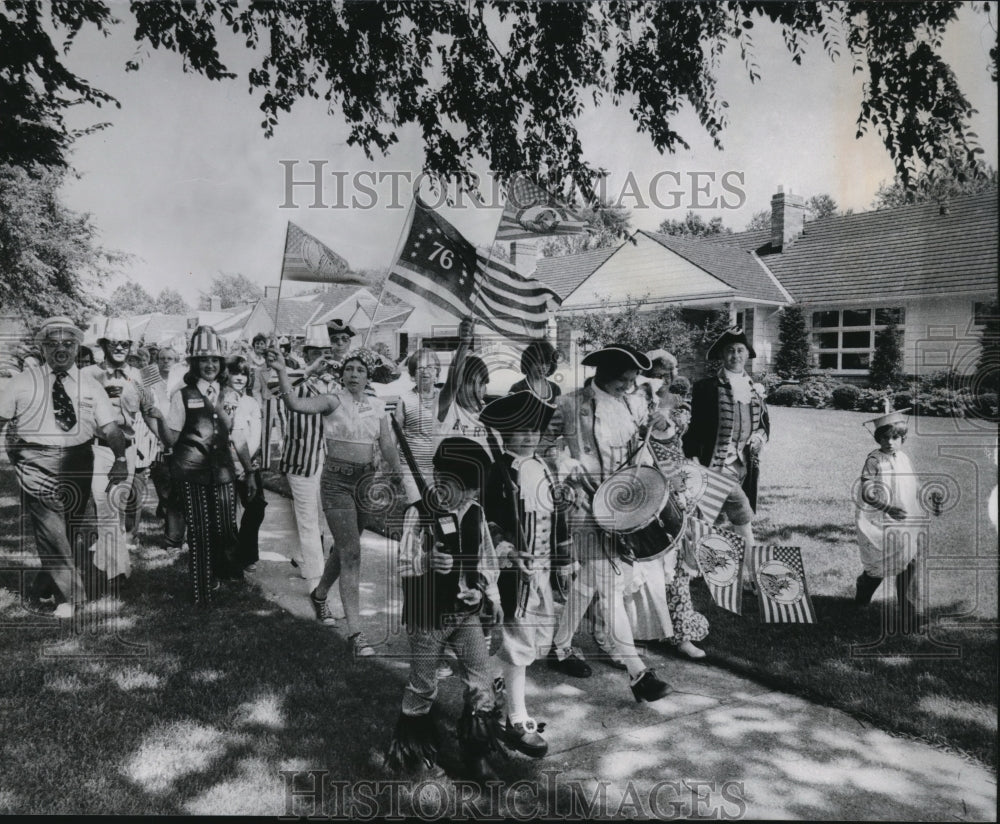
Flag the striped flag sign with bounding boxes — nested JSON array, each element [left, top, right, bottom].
[[282, 222, 367, 285], [387, 199, 560, 339], [688, 517, 745, 614], [496, 175, 589, 241], [680, 462, 738, 524], [751, 546, 817, 624], [140, 364, 162, 388]]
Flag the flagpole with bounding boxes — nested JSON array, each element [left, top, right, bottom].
[[363, 197, 417, 349], [271, 221, 291, 341]]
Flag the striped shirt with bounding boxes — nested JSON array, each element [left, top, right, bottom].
[[278, 378, 326, 476], [398, 388, 440, 480]]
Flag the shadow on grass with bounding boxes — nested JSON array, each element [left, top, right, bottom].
[[0, 463, 995, 817]]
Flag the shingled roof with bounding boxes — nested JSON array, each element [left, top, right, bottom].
[[705, 190, 998, 303], [533, 246, 618, 300], [259, 297, 323, 336], [642, 230, 788, 303]]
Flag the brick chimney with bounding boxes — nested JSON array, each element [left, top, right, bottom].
[[770, 187, 807, 250], [509, 241, 537, 277], [209, 295, 222, 312]]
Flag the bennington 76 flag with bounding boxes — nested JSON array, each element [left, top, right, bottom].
[[751, 545, 817, 624], [387, 198, 561, 338]]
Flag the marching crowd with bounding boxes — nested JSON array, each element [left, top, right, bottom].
[[2, 311, 923, 781]]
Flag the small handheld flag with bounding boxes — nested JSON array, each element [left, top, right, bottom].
[[140, 364, 162, 388], [751, 545, 817, 623], [681, 462, 738, 525]]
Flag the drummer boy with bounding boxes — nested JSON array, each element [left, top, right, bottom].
[[480, 390, 575, 759]]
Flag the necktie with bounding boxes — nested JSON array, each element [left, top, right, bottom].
[[52, 372, 77, 432]]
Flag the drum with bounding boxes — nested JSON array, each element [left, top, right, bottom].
[[592, 465, 687, 561]]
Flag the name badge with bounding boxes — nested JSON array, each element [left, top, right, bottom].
[[358, 405, 375, 418], [187, 398, 205, 409]]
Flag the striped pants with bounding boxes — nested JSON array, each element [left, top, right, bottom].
[[259, 398, 286, 470], [179, 480, 239, 605]]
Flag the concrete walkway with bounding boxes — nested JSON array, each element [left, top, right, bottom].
[[250, 489, 997, 821]]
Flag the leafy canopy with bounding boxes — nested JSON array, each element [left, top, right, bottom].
[[3, 1, 993, 196]]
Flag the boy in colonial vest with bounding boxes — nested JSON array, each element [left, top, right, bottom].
[[386, 437, 505, 782], [480, 391, 575, 758]]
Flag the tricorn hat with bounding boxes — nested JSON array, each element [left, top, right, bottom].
[[479, 390, 556, 435], [303, 323, 332, 350], [706, 327, 756, 361], [97, 317, 133, 345], [327, 319, 356, 338], [187, 325, 226, 359], [581, 344, 652, 374]]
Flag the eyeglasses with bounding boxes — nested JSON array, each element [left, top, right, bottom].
[[42, 339, 77, 349], [107, 341, 132, 350]]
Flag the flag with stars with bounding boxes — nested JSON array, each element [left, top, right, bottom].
[[751, 546, 817, 624], [688, 517, 745, 615], [496, 175, 589, 241], [387, 199, 561, 338]]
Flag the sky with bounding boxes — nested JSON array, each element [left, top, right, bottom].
[[58, 3, 999, 307]]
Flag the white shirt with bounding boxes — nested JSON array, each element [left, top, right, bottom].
[[0, 363, 116, 446]]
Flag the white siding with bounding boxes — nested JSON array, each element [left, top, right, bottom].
[[559, 234, 734, 309], [905, 295, 988, 377]]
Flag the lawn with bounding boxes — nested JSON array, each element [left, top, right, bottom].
[[0, 405, 995, 816], [692, 406, 998, 769]]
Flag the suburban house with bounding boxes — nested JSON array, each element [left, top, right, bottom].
[[534, 188, 998, 381]]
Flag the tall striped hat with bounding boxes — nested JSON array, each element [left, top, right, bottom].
[[187, 325, 226, 358]]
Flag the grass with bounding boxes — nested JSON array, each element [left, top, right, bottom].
[[690, 406, 998, 770], [0, 405, 995, 814]]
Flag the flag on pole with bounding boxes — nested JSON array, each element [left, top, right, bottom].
[[680, 462, 738, 524], [751, 546, 817, 623], [688, 517, 745, 614], [496, 175, 589, 241], [386, 199, 560, 338], [281, 222, 366, 285]]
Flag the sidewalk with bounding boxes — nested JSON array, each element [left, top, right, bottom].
[[252, 489, 997, 821]]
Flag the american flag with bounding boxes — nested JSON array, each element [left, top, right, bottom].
[[684, 463, 738, 524], [281, 222, 366, 285], [751, 546, 817, 624], [495, 175, 589, 241], [387, 199, 561, 339], [688, 517, 745, 614], [140, 364, 162, 388]]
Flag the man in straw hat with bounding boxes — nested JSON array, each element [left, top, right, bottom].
[[683, 327, 769, 578], [82, 317, 167, 591], [542, 344, 673, 704], [0, 317, 132, 619], [281, 323, 338, 609]]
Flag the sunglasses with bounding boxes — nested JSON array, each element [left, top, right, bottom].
[[42, 339, 77, 349], [107, 340, 133, 350]]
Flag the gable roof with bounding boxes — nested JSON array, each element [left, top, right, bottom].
[[533, 247, 618, 300], [258, 297, 323, 336], [705, 190, 998, 303], [642, 230, 788, 303]]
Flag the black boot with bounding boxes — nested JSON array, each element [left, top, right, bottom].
[[895, 562, 924, 633], [385, 711, 444, 778], [855, 572, 883, 606], [457, 706, 504, 783]]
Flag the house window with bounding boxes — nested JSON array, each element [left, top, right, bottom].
[[811, 307, 905, 373]]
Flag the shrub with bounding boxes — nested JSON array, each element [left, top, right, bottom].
[[774, 306, 811, 380], [855, 388, 891, 413], [893, 391, 913, 411], [917, 370, 966, 392], [970, 392, 999, 420], [753, 371, 785, 396], [768, 384, 805, 406], [870, 320, 904, 388], [798, 374, 842, 408], [831, 384, 861, 410], [912, 388, 969, 418]]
